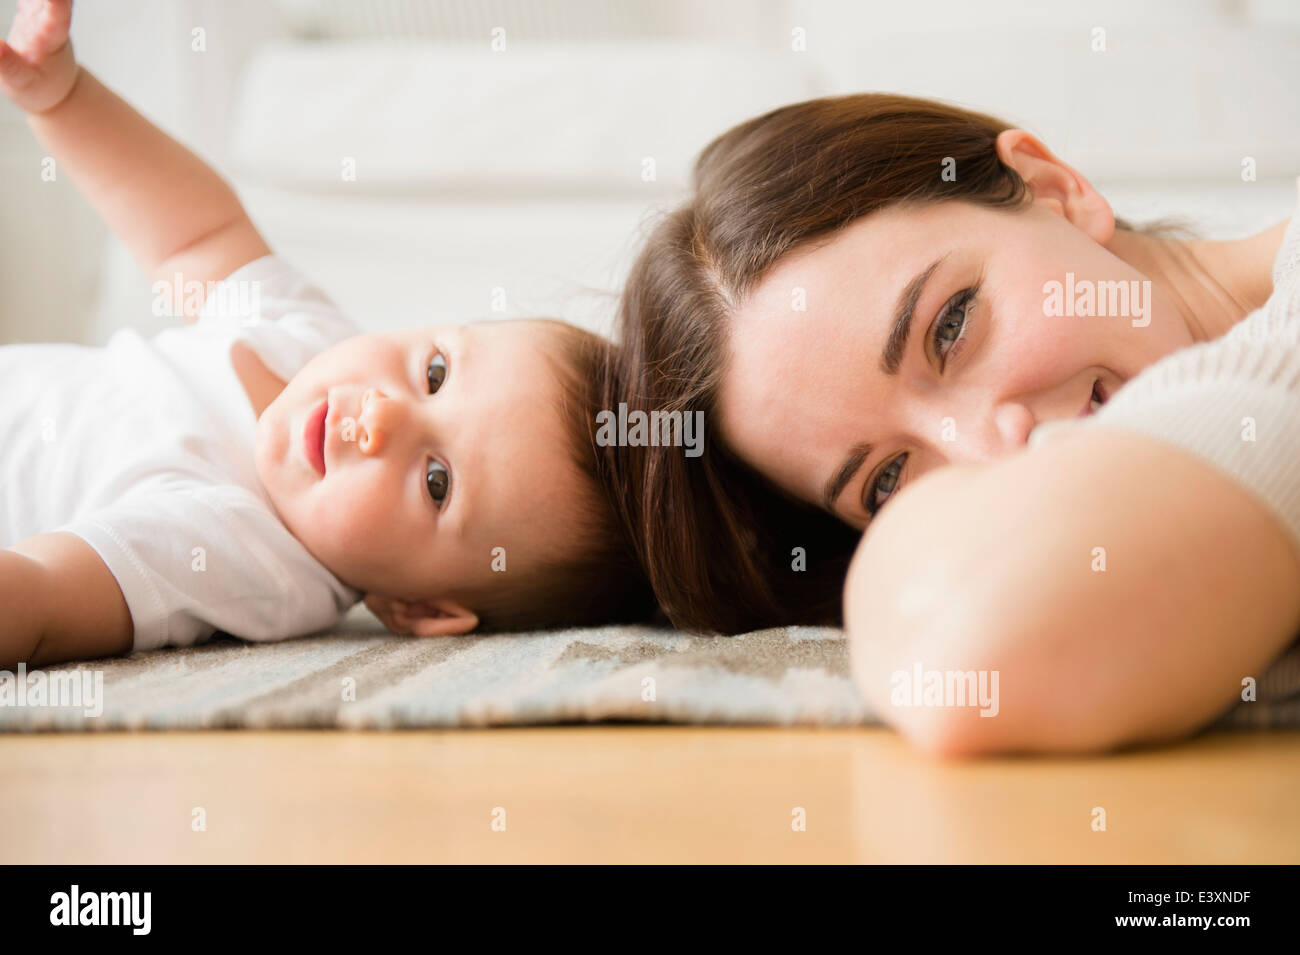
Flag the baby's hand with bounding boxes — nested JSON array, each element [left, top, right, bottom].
[[0, 0, 77, 113]]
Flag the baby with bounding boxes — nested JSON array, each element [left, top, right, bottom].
[[0, 0, 651, 669]]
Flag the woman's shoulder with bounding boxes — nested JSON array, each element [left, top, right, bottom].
[[1221, 184, 1300, 351], [1266, 175, 1300, 289]]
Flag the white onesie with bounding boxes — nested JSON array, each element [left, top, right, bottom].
[[0, 255, 364, 652]]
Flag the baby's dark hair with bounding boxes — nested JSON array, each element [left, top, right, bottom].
[[451, 319, 658, 631]]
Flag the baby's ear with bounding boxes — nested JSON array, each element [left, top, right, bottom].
[[363, 593, 479, 637]]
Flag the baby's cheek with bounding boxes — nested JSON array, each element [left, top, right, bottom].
[[323, 486, 385, 540]]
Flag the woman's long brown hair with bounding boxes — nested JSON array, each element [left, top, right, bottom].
[[606, 92, 1107, 635]]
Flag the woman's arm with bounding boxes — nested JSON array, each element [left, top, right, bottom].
[[845, 426, 1300, 756], [0, 1, 269, 305]]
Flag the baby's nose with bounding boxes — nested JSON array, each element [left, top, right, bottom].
[[358, 388, 396, 454]]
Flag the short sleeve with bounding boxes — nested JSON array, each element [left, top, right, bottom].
[[197, 254, 361, 384], [55, 482, 358, 652]]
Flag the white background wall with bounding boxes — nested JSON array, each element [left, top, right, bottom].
[[2, 0, 1298, 345]]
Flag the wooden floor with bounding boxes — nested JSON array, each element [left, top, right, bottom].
[[2, 726, 1297, 864]]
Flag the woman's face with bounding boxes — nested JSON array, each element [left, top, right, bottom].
[[716, 195, 1196, 530]]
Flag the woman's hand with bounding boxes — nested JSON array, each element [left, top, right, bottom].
[[845, 427, 1300, 756], [0, 0, 78, 114]]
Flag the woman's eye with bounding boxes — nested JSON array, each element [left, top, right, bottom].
[[865, 454, 907, 516], [932, 287, 976, 367], [427, 352, 447, 394], [426, 460, 450, 507]]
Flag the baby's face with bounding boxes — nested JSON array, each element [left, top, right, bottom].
[[253, 321, 584, 612]]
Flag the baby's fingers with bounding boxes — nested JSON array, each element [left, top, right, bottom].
[[0, 39, 37, 93], [8, 0, 72, 60], [0, 35, 76, 112]]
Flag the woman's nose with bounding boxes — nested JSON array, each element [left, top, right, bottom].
[[942, 401, 1036, 464], [357, 388, 402, 454], [992, 401, 1037, 453]]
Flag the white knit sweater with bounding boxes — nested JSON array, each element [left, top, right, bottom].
[[1030, 178, 1300, 561]]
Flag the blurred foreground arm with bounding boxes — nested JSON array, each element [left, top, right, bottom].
[[845, 428, 1300, 757]]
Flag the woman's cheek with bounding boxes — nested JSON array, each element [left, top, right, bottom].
[[992, 296, 1085, 378]]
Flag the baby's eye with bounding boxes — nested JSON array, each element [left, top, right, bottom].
[[427, 353, 447, 394], [427, 460, 449, 507]]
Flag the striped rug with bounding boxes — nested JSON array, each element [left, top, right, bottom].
[[1, 619, 1296, 732]]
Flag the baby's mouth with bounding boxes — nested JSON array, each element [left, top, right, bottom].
[[303, 397, 328, 477]]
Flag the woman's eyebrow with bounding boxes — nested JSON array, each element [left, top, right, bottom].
[[880, 255, 947, 375], [823, 441, 873, 512]]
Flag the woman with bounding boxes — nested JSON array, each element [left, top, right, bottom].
[[611, 93, 1300, 755]]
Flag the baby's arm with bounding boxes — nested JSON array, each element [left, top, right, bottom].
[[844, 428, 1300, 756], [0, 0, 269, 303], [1, 533, 133, 669]]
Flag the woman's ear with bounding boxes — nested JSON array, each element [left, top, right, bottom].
[[994, 128, 1115, 245], [363, 593, 479, 637]]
